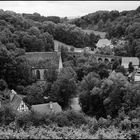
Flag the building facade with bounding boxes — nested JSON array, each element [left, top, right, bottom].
[[25, 52, 63, 81]]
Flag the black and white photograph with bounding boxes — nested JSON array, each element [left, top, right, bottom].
[[0, 1, 140, 139]]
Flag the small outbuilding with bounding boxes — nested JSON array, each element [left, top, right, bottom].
[[31, 102, 62, 115], [96, 39, 112, 48]]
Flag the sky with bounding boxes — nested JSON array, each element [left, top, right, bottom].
[[0, 1, 139, 17]]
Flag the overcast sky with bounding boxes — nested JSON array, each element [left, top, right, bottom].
[[0, 1, 140, 17]]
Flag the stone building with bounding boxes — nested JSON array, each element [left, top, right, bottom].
[[25, 52, 63, 81]]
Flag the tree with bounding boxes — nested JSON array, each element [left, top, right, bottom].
[[28, 26, 40, 37], [98, 19, 104, 30], [42, 21, 56, 36], [39, 32, 54, 51], [50, 77, 77, 110], [79, 71, 106, 118], [0, 47, 34, 89], [0, 28, 13, 44], [45, 16, 61, 24], [58, 67, 77, 81], [110, 10, 120, 21], [0, 79, 7, 91], [23, 82, 46, 106], [22, 34, 44, 52], [48, 66, 77, 110]]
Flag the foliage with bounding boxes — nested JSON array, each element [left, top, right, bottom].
[[79, 68, 140, 119], [58, 67, 77, 81], [15, 85, 25, 95], [0, 105, 16, 125], [0, 79, 7, 91], [50, 76, 77, 110], [23, 82, 47, 106], [0, 47, 35, 89]]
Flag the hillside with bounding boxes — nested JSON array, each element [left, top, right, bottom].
[[83, 29, 106, 39], [67, 6, 140, 57], [69, 6, 140, 39]]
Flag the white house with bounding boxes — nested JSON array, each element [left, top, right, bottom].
[[121, 57, 139, 69], [96, 39, 113, 48], [10, 90, 29, 113]]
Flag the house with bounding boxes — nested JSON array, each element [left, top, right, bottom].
[[96, 39, 113, 48], [10, 90, 29, 113], [31, 102, 62, 115], [74, 48, 84, 53], [0, 89, 29, 113], [25, 52, 63, 81], [121, 57, 139, 69]]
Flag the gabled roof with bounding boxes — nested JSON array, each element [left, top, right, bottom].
[[25, 52, 61, 69], [31, 102, 62, 115], [10, 94, 22, 110], [96, 39, 111, 48]]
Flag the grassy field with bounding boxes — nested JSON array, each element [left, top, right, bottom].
[[83, 29, 106, 39], [54, 40, 74, 51]]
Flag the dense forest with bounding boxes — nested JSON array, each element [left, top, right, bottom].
[[0, 9, 99, 52], [69, 6, 140, 57]]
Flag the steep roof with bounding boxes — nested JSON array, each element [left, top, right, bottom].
[[25, 52, 61, 69], [31, 102, 62, 115], [96, 39, 111, 48], [10, 94, 22, 110], [121, 57, 139, 68]]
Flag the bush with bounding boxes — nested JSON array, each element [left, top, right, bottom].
[[29, 111, 46, 126], [15, 112, 32, 128], [0, 105, 16, 125], [50, 77, 77, 110], [64, 110, 87, 126], [98, 117, 108, 128], [16, 85, 25, 95], [44, 110, 87, 128], [16, 110, 48, 128], [0, 79, 7, 91], [120, 117, 131, 130], [86, 117, 99, 134], [50, 112, 71, 127]]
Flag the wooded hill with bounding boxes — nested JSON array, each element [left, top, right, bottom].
[[0, 9, 99, 53], [69, 6, 140, 39], [68, 6, 140, 57]]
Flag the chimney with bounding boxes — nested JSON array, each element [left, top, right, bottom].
[[49, 101, 53, 110], [10, 89, 16, 101]]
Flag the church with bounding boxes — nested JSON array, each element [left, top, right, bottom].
[[25, 52, 63, 81]]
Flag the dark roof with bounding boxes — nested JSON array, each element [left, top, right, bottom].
[[25, 52, 61, 69], [10, 94, 22, 110]]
